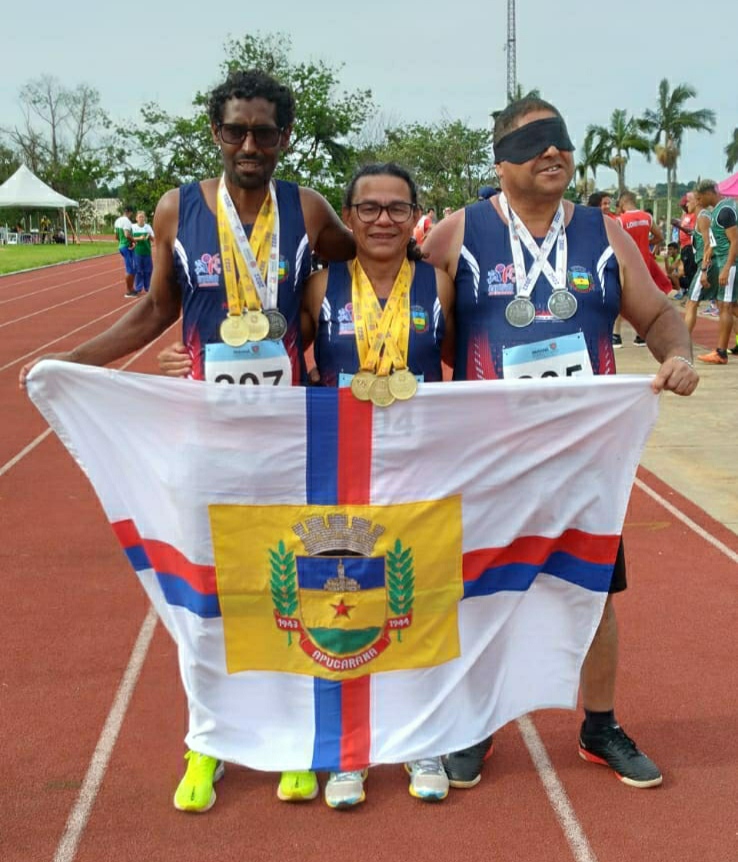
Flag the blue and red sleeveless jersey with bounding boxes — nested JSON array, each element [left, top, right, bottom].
[[314, 260, 445, 387], [453, 202, 621, 379], [173, 179, 311, 383]]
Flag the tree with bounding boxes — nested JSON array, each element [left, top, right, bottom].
[[371, 118, 493, 210], [640, 79, 715, 224], [0, 142, 20, 185], [725, 128, 738, 173], [0, 76, 117, 199], [575, 127, 610, 200], [587, 109, 651, 195], [118, 32, 375, 212]]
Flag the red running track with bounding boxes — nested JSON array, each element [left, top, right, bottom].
[[2, 258, 737, 862]]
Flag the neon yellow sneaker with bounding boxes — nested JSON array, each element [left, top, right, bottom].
[[277, 770, 319, 802], [173, 750, 225, 813]]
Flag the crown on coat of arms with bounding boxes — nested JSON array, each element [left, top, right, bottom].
[[292, 514, 385, 557]]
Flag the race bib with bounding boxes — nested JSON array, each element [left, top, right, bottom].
[[502, 332, 593, 379], [205, 341, 292, 386]]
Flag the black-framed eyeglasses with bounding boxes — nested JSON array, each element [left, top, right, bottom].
[[350, 201, 416, 223], [218, 123, 284, 148]]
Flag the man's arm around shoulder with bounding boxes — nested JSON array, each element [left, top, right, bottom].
[[299, 187, 355, 263]]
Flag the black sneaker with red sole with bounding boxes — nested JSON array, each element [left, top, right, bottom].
[[578, 722, 662, 788]]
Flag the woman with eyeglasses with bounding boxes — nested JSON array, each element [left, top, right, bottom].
[[303, 163, 454, 400], [157, 162, 454, 808]]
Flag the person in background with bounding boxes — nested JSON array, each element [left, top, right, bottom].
[[114, 206, 137, 298], [413, 206, 436, 246], [131, 211, 155, 294]]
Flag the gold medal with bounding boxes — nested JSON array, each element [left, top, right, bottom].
[[246, 309, 270, 342], [220, 313, 250, 347], [350, 370, 375, 401], [369, 375, 395, 407], [388, 368, 418, 400]]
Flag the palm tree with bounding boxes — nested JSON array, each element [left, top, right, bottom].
[[725, 128, 738, 173], [587, 109, 651, 195], [576, 127, 610, 199], [640, 79, 716, 224]]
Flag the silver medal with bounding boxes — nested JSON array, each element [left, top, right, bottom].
[[547, 291, 578, 320], [265, 308, 288, 340], [505, 297, 536, 328]]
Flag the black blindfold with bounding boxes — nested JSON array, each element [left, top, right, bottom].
[[494, 117, 574, 164]]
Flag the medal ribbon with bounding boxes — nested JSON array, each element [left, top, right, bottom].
[[351, 259, 412, 375], [500, 192, 568, 298], [216, 176, 280, 317]]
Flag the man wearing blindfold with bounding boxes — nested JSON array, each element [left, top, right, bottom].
[[423, 97, 698, 792]]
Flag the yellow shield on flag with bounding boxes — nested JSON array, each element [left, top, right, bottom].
[[209, 498, 463, 680]]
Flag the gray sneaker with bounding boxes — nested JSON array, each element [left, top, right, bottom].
[[406, 757, 449, 801], [324, 769, 367, 809]]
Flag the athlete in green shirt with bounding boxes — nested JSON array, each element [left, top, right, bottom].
[[694, 180, 738, 364]]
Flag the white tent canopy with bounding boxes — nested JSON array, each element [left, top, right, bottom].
[[0, 164, 77, 208], [0, 164, 78, 245]]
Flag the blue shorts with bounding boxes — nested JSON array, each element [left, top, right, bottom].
[[119, 247, 136, 275]]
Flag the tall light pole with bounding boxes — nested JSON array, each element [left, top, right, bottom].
[[506, 0, 517, 104]]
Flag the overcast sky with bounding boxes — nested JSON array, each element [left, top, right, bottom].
[[3, 0, 736, 190]]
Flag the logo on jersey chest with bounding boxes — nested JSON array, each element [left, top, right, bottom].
[[193, 252, 290, 289], [568, 266, 594, 293], [486, 264, 516, 296], [194, 252, 222, 288], [410, 305, 429, 332], [337, 303, 355, 336]]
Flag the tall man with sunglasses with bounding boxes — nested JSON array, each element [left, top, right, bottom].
[[20, 69, 355, 810], [423, 97, 698, 791]]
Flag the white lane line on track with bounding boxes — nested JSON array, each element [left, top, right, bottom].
[[1, 339, 163, 477], [0, 284, 116, 328], [0, 268, 117, 306], [634, 477, 738, 564], [0, 429, 53, 478], [0, 254, 117, 287], [517, 716, 600, 862], [52, 607, 158, 862], [0, 303, 130, 374]]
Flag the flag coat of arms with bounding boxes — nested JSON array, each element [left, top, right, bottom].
[[28, 361, 658, 773]]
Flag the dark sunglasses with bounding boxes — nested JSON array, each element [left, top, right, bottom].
[[218, 124, 284, 148]]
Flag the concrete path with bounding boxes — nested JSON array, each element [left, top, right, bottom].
[[615, 306, 737, 534]]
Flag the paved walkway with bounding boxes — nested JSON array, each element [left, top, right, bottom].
[[615, 307, 737, 534]]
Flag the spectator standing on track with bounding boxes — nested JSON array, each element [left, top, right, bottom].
[[20, 67, 356, 814], [617, 192, 673, 346], [683, 195, 719, 335], [422, 96, 698, 793], [130, 211, 155, 294], [671, 193, 697, 298], [693, 180, 738, 364], [114, 206, 138, 298]]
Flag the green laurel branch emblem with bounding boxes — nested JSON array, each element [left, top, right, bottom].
[[270, 540, 298, 645], [387, 539, 414, 642]]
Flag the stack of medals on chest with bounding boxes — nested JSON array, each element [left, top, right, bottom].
[[500, 192, 577, 327], [349, 258, 418, 407], [217, 176, 287, 348]]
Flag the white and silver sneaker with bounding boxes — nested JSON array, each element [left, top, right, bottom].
[[405, 757, 449, 801], [324, 769, 368, 809]]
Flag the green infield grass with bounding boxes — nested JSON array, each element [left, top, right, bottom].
[[0, 242, 117, 275]]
